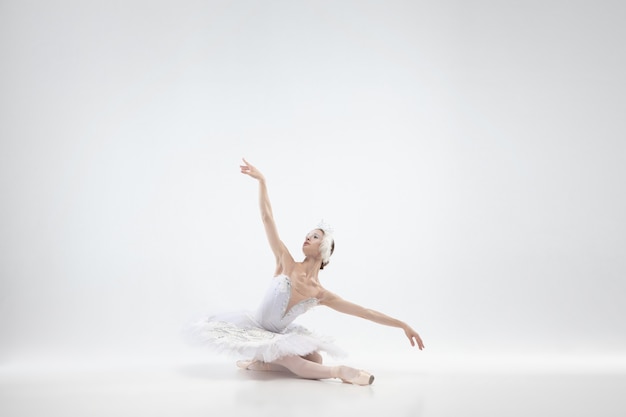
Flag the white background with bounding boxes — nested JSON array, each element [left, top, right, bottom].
[[1, 0, 625, 367]]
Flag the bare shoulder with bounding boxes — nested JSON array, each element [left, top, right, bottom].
[[317, 289, 369, 318], [316, 286, 340, 305]]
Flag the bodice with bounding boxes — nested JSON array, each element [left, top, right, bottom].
[[255, 275, 319, 333]]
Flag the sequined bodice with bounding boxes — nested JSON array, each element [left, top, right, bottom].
[[255, 275, 319, 333]]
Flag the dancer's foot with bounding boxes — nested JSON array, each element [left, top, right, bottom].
[[336, 366, 375, 385], [236, 360, 278, 372], [236, 359, 257, 370]]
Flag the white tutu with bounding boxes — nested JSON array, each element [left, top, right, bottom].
[[189, 311, 346, 362], [189, 275, 346, 362]]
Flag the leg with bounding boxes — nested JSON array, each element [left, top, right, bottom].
[[301, 351, 323, 364], [273, 355, 374, 385], [237, 350, 321, 372]]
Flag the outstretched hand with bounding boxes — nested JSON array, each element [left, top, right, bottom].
[[240, 158, 265, 181], [403, 325, 425, 350]]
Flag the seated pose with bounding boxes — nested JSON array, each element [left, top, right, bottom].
[[192, 158, 425, 385]]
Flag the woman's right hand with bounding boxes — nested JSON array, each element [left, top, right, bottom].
[[240, 158, 265, 181]]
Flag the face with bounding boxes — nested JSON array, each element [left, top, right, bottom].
[[302, 229, 324, 257]]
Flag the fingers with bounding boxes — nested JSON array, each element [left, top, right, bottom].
[[240, 157, 256, 174], [240, 158, 252, 174], [408, 333, 425, 350]]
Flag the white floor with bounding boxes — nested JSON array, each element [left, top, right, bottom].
[[1, 355, 625, 417]]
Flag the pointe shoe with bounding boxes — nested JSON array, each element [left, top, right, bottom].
[[237, 360, 273, 371], [341, 370, 375, 386], [236, 360, 257, 370]]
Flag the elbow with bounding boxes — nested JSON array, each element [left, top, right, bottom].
[[361, 308, 374, 320], [261, 211, 273, 224]]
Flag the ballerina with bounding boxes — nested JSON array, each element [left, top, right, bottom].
[[192, 158, 425, 385]]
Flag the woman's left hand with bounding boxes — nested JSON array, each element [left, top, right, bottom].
[[403, 325, 425, 350]]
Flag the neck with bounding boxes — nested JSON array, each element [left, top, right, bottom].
[[301, 257, 321, 279]]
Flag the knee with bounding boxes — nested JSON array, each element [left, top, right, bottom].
[[302, 351, 323, 364]]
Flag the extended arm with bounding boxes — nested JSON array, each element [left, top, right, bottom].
[[320, 290, 425, 349], [240, 158, 293, 270]]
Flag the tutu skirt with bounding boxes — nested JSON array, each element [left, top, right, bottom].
[[189, 310, 346, 363]]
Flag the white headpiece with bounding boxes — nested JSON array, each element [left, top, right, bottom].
[[316, 219, 335, 268], [316, 219, 334, 235]]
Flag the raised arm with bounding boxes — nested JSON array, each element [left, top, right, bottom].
[[240, 158, 293, 272], [319, 290, 425, 349]]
